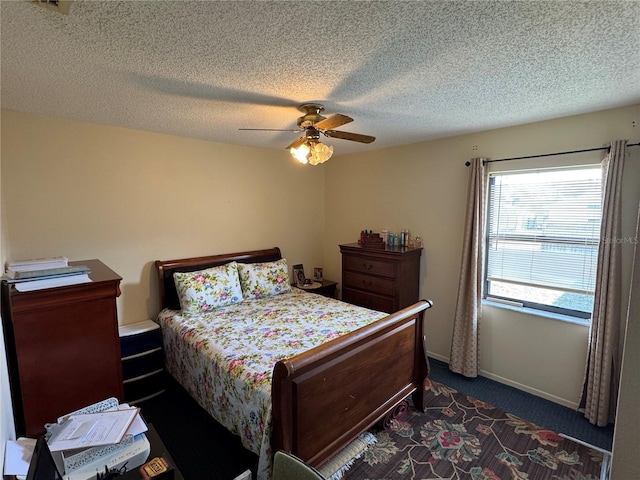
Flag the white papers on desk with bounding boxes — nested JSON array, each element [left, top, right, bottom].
[[3, 437, 36, 476], [47, 407, 140, 452], [14, 274, 91, 292]]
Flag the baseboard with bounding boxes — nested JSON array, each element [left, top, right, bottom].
[[426, 350, 579, 410], [427, 351, 449, 363], [479, 370, 579, 410]]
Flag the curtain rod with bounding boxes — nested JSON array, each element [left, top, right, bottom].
[[464, 142, 640, 166]]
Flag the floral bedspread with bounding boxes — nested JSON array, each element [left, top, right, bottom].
[[156, 289, 386, 479]]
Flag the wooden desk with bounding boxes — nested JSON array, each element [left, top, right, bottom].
[[121, 424, 184, 480]]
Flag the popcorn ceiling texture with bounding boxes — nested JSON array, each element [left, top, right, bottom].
[[1, 0, 639, 154]]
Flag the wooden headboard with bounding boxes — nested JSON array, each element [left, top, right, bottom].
[[155, 247, 283, 311]]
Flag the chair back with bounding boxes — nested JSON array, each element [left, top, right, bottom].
[[272, 451, 326, 480]]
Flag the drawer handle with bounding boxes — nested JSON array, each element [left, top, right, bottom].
[[362, 280, 373, 288], [363, 263, 373, 271]]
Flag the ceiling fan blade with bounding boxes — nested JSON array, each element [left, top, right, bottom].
[[324, 130, 376, 144], [315, 114, 353, 131], [239, 128, 301, 132], [286, 135, 307, 150]]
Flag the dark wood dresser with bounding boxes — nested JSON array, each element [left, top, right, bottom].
[[340, 243, 422, 313], [1, 259, 124, 437]]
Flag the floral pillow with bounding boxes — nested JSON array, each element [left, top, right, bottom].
[[237, 258, 292, 300], [173, 261, 243, 313]]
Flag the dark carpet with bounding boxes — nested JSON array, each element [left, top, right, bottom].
[[137, 377, 259, 480], [137, 358, 613, 479], [428, 358, 614, 452]]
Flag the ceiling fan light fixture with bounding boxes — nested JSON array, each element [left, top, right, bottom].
[[290, 140, 333, 166], [242, 103, 374, 162], [290, 143, 310, 164]]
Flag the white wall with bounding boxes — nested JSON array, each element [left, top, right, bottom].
[[0, 123, 16, 477], [323, 104, 640, 408], [610, 200, 640, 479]]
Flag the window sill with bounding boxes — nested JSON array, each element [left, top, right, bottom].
[[482, 299, 590, 327]]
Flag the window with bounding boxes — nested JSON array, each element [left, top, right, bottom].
[[485, 166, 602, 319]]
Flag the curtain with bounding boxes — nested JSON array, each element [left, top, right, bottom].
[[450, 157, 487, 377], [579, 140, 627, 426]]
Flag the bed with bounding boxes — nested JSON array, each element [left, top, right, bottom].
[[155, 247, 432, 479]]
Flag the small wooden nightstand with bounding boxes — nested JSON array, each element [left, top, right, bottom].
[[295, 279, 338, 299]]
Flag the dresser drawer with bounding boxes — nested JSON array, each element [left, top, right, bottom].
[[340, 243, 422, 314], [343, 255, 396, 278], [122, 348, 164, 381], [123, 370, 166, 404], [343, 271, 395, 296], [120, 326, 162, 358], [342, 288, 395, 313]]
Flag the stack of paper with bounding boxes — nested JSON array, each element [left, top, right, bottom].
[[47, 399, 150, 480], [47, 407, 141, 452], [3, 256, 92, 291], [6, 256, 69, 273], [5, 399, 150, 480]]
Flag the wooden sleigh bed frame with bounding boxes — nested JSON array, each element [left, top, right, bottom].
[[156, 247, 433, 470]]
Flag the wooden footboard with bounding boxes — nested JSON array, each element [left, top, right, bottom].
[[271, 299, 432, 468]]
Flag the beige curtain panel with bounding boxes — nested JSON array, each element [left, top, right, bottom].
[[579, 139, 627, 426], [450, 157, 487, 377]]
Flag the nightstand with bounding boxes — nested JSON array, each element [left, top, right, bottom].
[[296, 279, 338, 299], [119, 320, 166, 404]]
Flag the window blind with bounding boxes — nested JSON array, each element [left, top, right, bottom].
[[486, 167, 602, 295]]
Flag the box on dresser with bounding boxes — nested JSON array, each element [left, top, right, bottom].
[[340, 243, 422, 313]]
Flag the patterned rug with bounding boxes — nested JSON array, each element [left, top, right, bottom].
[[343, 379, 605, 480]]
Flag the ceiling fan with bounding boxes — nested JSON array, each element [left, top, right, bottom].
[[240, 103, 375, 165]]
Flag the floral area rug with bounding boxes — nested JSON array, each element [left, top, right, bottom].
[[343, 379, 604, 480]]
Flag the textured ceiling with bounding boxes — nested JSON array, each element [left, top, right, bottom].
[[1, 0, 639, 155]]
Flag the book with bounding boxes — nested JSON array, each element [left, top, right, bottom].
[[13, 274, 91, 292], [4, 265, 90, 281], [6, 256, 68, 273]]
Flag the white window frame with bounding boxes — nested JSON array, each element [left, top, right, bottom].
[[483, 164, 603, 320]]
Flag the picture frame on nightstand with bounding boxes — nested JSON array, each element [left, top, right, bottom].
[[292, 264, 305, 286], [313, 267, 323, 282]]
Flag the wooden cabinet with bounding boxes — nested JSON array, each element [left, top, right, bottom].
[[340, 243, 422, 313], [1, 259, 123, 437]]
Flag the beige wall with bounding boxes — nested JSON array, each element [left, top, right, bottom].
[[323, 104, 640, 408], [1, 105, 638, 473], [1, 110, 325, 324]]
